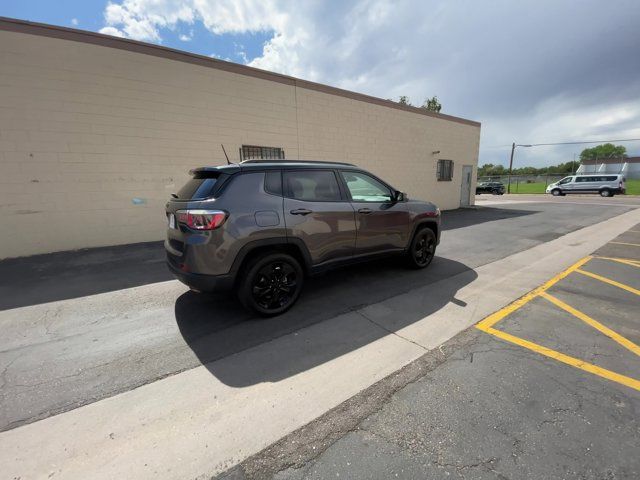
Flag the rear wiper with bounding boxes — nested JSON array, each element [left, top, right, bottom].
[[170, 193, 178, 199]]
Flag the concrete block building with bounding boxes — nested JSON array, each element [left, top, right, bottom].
[[0, 17, 480, 259]]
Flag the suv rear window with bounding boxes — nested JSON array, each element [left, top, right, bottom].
[[175, 172, 221, 200]]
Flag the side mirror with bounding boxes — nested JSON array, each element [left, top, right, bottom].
[[394, 191, 405, 202]]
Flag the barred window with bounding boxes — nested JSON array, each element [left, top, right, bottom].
[[437, 159, 454, 181], [241, 145, 285, 161]]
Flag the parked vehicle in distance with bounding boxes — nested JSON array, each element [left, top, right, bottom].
[[476, 181, 505, 195], [166, 161, 441, 316], [545, 174, 626, 197]]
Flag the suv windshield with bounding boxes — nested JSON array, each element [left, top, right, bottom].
[[175, 172, 221, 200]]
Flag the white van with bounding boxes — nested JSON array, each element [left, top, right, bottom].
[[546, 174, 626, 197]]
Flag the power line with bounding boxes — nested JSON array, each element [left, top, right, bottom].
[[484, 138, 640, 149], [521, 138, 640, 147], [493, 138, 640, 149]]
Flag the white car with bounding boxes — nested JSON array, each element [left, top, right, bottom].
[[546, 174, 626, 197]]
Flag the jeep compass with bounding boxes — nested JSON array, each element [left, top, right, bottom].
[[166, 161, 441, 315]]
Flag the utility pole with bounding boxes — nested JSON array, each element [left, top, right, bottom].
[[507, 142, 515, 194]]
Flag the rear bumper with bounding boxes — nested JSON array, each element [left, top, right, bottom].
[[166, 253, 234, 292]]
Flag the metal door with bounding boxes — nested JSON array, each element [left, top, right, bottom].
[[460, 165, 473, 207]]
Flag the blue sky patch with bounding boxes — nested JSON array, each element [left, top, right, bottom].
[[1, 0, 273, 65]]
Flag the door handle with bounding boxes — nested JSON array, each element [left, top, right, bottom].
[[358, 208, 373, 214], [290, 208, 313, 215]]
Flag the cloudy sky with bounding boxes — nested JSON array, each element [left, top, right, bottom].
[[3, 0, 640, 167]]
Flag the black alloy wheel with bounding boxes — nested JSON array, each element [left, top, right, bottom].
[[239, 253, 304, 316], [408, 228, 436, 269]]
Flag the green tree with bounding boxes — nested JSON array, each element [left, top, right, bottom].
[[479, 160, 581, 178], [478, 163, 507, 176], [477, 164, 493, 176], [421, 96, 442, 112], [579, 143, 626, 161], [395, 95, 443, 112]]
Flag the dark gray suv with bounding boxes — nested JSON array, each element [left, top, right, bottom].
[[166, 161, 441, 315]]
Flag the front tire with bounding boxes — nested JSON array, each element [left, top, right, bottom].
[[600, 189, 612, 197], [238, 253, 304, 316], [551, 189, 562, 197], [406, 228, 436, 269]]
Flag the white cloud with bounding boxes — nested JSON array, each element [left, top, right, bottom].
[[71, 18, 79, 26], [209, 53, 232, 62], [179, 30, 193, 41], [97, 0, 640, 166], [481, 96, 640, 167], [98, 26, 126, 38], [101, 1, 163, 42], [99, 0, 280, 42]]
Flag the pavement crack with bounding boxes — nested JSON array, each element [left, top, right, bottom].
[[432, 456, 499, 472], [10, 358, 119, 389], [353, 308, 428, 352], [0, 355, 21, 391]]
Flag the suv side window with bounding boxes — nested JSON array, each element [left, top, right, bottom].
[[340, 171, 393, 202], [283, 170, 342, 202]]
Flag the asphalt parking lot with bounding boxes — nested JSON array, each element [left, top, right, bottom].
[[228, 224, 640, 479], [2, 198, 636, 433], [1, 196, 639, 478]]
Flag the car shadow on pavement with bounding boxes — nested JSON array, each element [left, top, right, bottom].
[[175, 256, 477, 387], [0, 241, 170, 311], [442, 206, 537, 231]]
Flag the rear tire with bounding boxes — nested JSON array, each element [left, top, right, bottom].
[[406, 227, 436, 269], [237, 252, 304, 316]]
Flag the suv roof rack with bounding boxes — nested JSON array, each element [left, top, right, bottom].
[[240, 159, 356, 166]]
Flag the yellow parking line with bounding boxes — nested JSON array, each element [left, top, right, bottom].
[[476, 256, 592, 330], [609, 241, 640, 247], [576, 269, 640, 296], [482, 327, 640, 392], [540, 292, 640, 357], [475, 254, 640, 392], [592, 256, 640, 268]]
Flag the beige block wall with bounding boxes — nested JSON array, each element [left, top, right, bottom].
[[0, 29, 479, 259], [295, 89, 480, 207]]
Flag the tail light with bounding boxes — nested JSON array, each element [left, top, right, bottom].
[[176, 209, 227, 230]]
